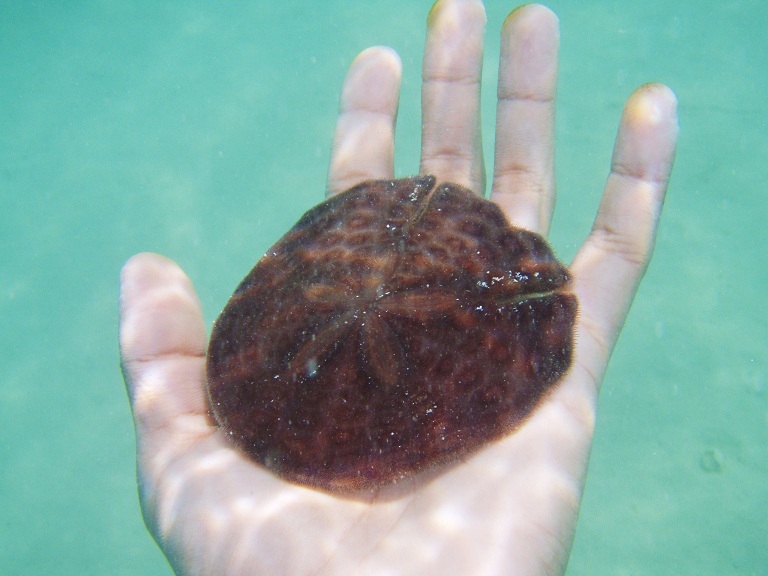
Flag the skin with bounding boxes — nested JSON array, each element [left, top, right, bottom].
[[119, 2, 678, 575]]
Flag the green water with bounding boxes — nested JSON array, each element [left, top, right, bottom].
[[1, 1, 766, 574]]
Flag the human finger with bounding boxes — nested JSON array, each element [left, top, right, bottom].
[[489, 4, 559, 235], [119, 253, 213, 480], [570, 84, 679, 386], [420, 0, 486, 193], [327, 46, 402, 196]]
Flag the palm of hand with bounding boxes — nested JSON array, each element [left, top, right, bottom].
[[119, 2, 677, 575]]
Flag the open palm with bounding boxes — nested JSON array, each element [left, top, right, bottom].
[[119, 2, 678, 575]]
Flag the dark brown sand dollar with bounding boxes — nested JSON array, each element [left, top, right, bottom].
[[206, 175, 577, 492]]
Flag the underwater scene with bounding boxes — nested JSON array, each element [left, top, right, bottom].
[[1, 0, 766, 574]]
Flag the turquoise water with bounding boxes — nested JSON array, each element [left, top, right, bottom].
[[1, 1, 766, 574]]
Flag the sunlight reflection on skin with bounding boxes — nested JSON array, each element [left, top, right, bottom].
[[127, 292, 591, 573], [149, 417, 582, 573]]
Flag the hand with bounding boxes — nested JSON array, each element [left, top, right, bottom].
[[119, 1, 678, 575]]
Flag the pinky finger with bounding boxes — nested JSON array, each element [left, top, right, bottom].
[[571, 84, 679, 383]]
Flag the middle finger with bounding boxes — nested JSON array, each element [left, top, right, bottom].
[[420, 0, 487, 194]]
